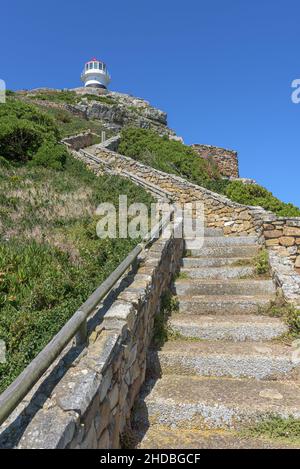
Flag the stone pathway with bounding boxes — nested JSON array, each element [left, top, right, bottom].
[[132, 229, 300, 449]]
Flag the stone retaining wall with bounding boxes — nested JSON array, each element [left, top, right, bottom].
[[191, 144, 239, 178], [263, 218, 300, 273], [0, 226, 183, 449], [97, 135, 121, 152], [85, 146, 270, 237], [75, 145, 300, 294], [62, 132, 99, 150]]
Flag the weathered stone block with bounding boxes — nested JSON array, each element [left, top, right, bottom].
[[95, 397, 110, 438], [18, 408, 79, 449], [108, 384, 119, 410], [264, 230, 283, 239], [104, 301, 136, 331], [265, 239, 280, 246], [279, 236, 295, 247], [283, 226, 300, 237], [99, 367, 113, 402], [98, 429, 110, 449], [80, 422, 98, 449], [54, 366, 100, 416]]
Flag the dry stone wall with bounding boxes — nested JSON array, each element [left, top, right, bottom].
[[76, 145, 300, 296], [84, 146, 270, 237], [258, 216, 300, 304], [0, 228, 183, 449], [263, 218, 300, 274], [62, 132, 98, 151], [191, 144, 239, 178]]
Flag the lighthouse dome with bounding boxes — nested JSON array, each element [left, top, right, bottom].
[[81, 58, 111, 89]]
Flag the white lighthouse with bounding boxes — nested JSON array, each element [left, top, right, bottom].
[[81, 58, 111, 89]]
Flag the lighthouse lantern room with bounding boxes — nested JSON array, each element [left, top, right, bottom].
[[81, 58, 111, 89]]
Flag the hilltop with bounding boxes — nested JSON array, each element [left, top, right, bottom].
[[13, 87, 179, 139]]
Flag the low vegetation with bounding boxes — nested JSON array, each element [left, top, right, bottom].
[[27, 90, 78, 105], [0, 98, 68, 168], [262, 296, 300, 340], [118, 128, 223, 190], [254, 249, 270, 275], [0, 153, 154, 392], [152, 291, 179, 348], [27, 89, 115, 106], [244, 416, 300, 444], [38, 105, 111, 139], [224, 180, 300, 217], [119, 128, 300, 217]]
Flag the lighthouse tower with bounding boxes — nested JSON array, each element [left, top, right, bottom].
[[81, 58, 111, 89]]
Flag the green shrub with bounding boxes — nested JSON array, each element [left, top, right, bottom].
[[0, 99, 60, 163], [0, 99, 59, 139], [118, 128, 222, 188], [55, 110, 72, 123], [0, 156, 12, 169], [0, 117, 44, 162], [254, 249, 270, 275], [225, 180, 300, 217], [286, 306, 300, 337], [30, 139, 68, 170], [28, 90, 77, 105], [245, 415, 300, 443]]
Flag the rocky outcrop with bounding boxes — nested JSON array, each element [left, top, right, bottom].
[[18, 87, 174, 137], [68, 91, 170, 135]]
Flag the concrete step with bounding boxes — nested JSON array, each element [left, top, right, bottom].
[[174, 279, 276, 296], [186, 227, 224, 237], [186, 245, 259, 258], [180, 265, 255, 280], [177, 295, 273, 315], [185, 236, 258, 250], [168, 315, 288, 341], [134, 375, 300, 430], [181, 257, 253, 268], [135, 425, 299, 449], [148, 340, 299, 380]]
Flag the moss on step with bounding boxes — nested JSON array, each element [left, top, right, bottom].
[[254, 248, 270, 275], [242, 415, 300, 445], [260, 296, 300, 343], [232, 258, 253, 267], [235, 248, 270, 280], [152, 292, 179, 348], [175, 271, 189, 280]]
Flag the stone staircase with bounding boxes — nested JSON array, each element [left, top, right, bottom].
[[131, 229, 300, 449]]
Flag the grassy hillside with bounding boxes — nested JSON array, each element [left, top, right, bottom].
[[119, 128, 300, 217], [5, 91, 113, 139], [0, 98, 154, 392], [33, 103, 113, 139]]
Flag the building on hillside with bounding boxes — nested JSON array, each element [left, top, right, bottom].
[[81, 58, 111, 89]]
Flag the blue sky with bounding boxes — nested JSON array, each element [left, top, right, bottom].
[[1, 0, 299, 206]]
